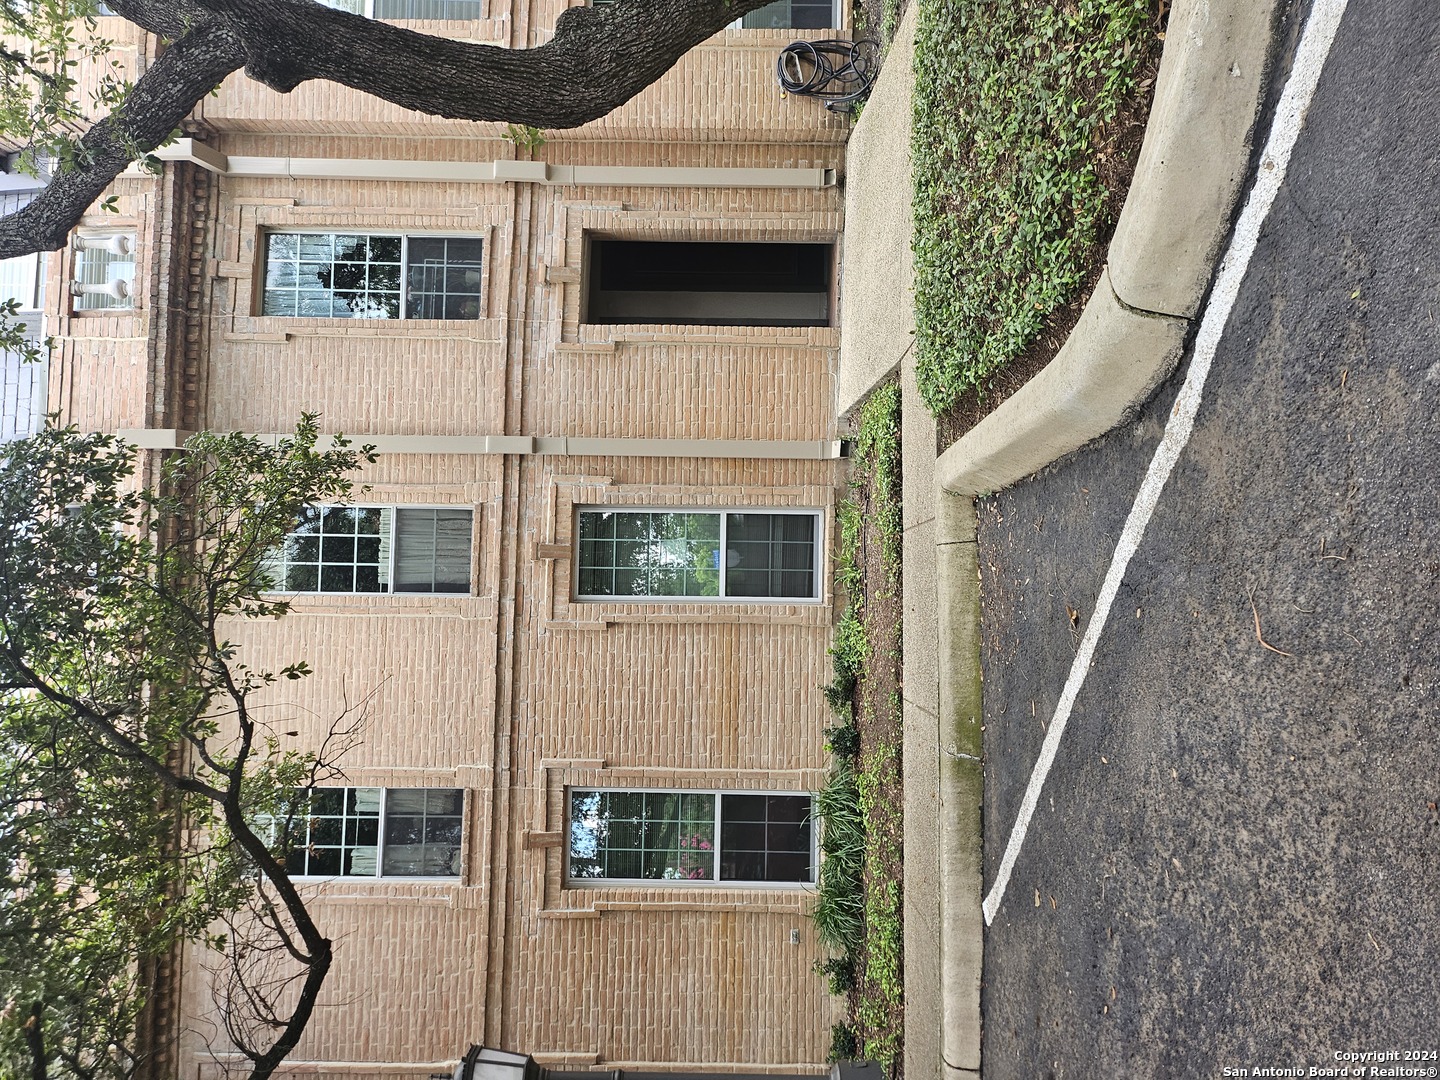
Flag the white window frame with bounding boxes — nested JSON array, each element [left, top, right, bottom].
[[589, 0, 839, 31], [566, 787, 816, 887], [0, 249, 43, 312], [317, 0, 484, 19], [263, 504, 474, 596], [261, 786, 464, 880], [725, 0, 840, 28], [261, 231, 485, 321], [574, 507, 823, 603], [70, 233, 135, 312]]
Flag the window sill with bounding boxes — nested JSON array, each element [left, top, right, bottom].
[[288, 879, 467, 905], [565, 879, 813, 890], [237, 316, 503, 341], [573, 324, 839, 348], [270, 592, 490, 616]]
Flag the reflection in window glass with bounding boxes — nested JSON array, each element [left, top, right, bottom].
[[568, 790, 812, 883], [262, 233, 481, 320], [263, 506, 472, 595], [740, 0, 835, 28], [576, 510, 818, 600], [265, 787, 463, 877]]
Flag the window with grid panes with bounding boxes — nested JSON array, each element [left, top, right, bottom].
[[263, 506, 472, 594], [262, 233, 483, 319], [265, 787, 463, 878], [575, 509, 819, 600], [591, 0, 835, 25], [568, 790, 814, 883], [735, 0, 836, 28], [317, 0, 484, 18]]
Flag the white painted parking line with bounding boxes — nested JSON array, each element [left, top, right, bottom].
[[981, 0, 1352, 927]]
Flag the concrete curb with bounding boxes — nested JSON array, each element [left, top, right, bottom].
[[934, 0, 1286, 497], [921, 0, 1288, 1074]]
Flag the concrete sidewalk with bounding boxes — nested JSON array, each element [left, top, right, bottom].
[[836, 0, 1288, 1075]]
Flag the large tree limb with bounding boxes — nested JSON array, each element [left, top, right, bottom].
[[0, 20, 245, 258], [189, 0, 779, 125], [0, 0, 785, 259]]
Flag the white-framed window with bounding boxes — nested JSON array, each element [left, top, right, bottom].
[[575, 508, 821, 601], [590, 0, 838, 29], [71, 233, 135, 311], [0, 336, 47, 443], [318, 0, 484, 17], [0, 250, 42, 312], [264, 787, 463, 878], [261, 233, 484, 320], [567, 789, 814, 884], [731, 0, 838, 29], [263, 505, 473, 595]]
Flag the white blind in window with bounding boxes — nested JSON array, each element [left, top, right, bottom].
[[393, 508, 472, 592]]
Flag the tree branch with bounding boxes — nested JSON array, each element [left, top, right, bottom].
[[0, 0, 786, 258], [189, 0, 780, 127], [25, 1002, 47, 1080], [0, 19, 245, 258]]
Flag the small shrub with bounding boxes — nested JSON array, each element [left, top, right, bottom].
[[815, 954, 858, 995], [830, 607, 868, 691], [825, 723, 861, 760], [828, 1022, 859, 1063], [501, 123, 546, 152], [822, 680, 854, 717], [813, 765, 864, 953]]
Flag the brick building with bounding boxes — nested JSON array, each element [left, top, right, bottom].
[[15, 2, 854, 1076]]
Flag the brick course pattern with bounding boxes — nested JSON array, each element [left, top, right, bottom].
[[45, 7, 851, 1076]]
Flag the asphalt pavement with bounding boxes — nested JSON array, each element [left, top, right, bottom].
[[977, 0, 1440, 1073]]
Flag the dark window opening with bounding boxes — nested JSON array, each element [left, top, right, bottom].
[[586, 240, 832, 327]]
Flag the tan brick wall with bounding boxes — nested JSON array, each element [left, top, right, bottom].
[[43, 3, 853, 1072], [197, 27, 849, 145]]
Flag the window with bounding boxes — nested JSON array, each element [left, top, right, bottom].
[[1, 337, 47, 443], [585, 240, 833, 327], [317, 0, 483, 18], [71, 234, 135, 311], [0, 250, 42, 312], [568, 790, 814, 884], [264, 506, 473, 594], [576, 509, 820, 601], [266, 787, 463, 878], [591, 0, 836, 27], [262, 233, 484, 319], [734, 0, 837, 28]]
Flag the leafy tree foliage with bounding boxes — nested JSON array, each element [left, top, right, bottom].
[[0, 420, 372, 1080]]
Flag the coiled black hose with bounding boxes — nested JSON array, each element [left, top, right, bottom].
[[776, 38, 881, 113]]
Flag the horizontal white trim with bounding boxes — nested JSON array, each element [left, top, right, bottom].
[[147, 139, 837, 189], [118, 429, 846, 460]]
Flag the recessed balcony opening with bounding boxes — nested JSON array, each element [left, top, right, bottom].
[[585, 239, 833, 327]]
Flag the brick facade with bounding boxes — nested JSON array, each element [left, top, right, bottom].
[[45, 6, 850, 1075]]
